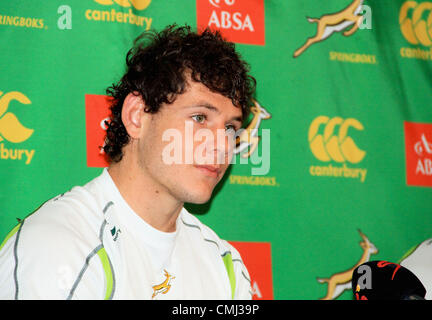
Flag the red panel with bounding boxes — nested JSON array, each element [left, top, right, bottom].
[[85, 94, 111, 168], [229, 241, 273, 300], [196, 0, 265, 46]]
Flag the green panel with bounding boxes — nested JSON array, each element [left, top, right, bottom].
[[1, 0, 431, 300]]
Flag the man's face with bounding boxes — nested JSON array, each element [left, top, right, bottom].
[[136, 79, 243, 204]]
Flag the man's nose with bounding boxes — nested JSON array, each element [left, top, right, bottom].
[[208, 128, 235, 164]]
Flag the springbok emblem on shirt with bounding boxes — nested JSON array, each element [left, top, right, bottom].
[[152, 269, 175, 299]]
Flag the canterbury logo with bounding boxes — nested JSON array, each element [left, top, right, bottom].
[[94, 0, 151, 10], [152, 269, 175, 299], [317, 230, 378, 300], [294, 0, 366, 57], [234, 100, 271, 158], [400, 1, 432, 46], [308, 116, 365, 164], [0, 91, 34, 143]]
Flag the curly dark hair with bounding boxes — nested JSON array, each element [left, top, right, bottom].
[[103, 24, 256, 163]]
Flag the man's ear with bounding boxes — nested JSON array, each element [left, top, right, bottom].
[[121, 93, 150, 139]]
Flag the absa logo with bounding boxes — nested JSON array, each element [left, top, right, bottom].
[[404, 121, 432, 187], [196, 0, 265, 45]]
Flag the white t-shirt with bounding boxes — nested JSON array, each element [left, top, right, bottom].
[[0, 169, 252, 300]]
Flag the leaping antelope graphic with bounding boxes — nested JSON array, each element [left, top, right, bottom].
[[317, 229, 378, 300], [293, 0, 365, 58], [152, 269, 175, 299], [234, 100, 271, 158]]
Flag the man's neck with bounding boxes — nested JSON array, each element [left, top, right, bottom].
[[107, 161, 183, 233]]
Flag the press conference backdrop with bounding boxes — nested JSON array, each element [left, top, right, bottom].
[[1, 0, 432, 300]]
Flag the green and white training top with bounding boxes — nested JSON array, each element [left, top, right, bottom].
[[0, 169, 252, 300]]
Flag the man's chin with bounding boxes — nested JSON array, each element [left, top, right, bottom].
[[179, 187, 214, 205]]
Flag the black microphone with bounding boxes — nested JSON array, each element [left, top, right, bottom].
[[351, 260, 426, 300]]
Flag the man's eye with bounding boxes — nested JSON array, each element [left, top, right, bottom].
[[225, 124, 236, 134], [192, 114, 206, 123]]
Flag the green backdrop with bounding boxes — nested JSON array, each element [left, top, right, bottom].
[[1, 0, 432, 300]]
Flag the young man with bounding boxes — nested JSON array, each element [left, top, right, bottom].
[[0, 25, 256, 299]]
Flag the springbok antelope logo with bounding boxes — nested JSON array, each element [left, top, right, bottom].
[[234, 100, 271, 158], [94, 0, 151, 10], [0, 91, 34, 143], [293, 0, 366, 58], [152, 269, 175, 299], [317, 229, 378, 300]]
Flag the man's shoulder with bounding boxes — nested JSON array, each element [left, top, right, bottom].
[[34, 183, 103, 225], [13, 174, 109, 253], [179, 209, 252, 299], [179, 209, 238, 256], [180, 209, 221, 240], [0, 173, 113, 299]]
